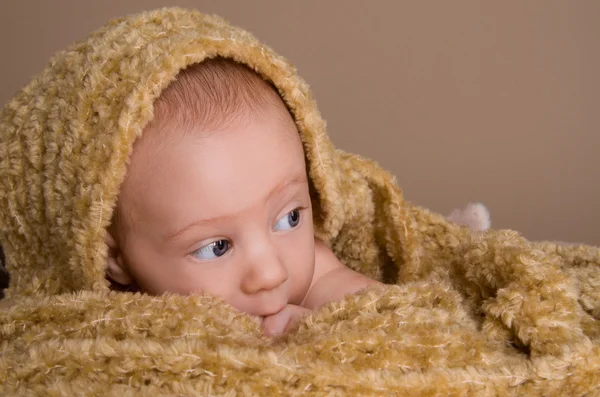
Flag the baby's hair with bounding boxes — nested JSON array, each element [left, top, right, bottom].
[[149, 57, 285, 136]]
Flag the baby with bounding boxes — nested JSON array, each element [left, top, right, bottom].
[[104, 58, 379, 336]]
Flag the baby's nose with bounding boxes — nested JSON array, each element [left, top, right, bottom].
[[241, 252, 288, 295]]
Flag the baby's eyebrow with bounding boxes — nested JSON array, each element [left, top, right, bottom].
[[265, 172, 308, 204], [164, 172, 308, 241]]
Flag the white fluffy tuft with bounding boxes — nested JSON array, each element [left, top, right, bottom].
[[447, 202, 491, 231]]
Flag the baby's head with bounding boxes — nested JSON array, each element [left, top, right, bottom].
[[105, 58, 315, 317]]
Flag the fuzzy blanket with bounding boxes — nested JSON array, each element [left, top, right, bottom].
[[1, 8, 599, 396]]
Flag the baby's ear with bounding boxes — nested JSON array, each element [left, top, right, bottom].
[[104, 230, 133, 286]]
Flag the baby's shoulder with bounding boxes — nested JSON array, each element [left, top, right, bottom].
[[313, 238, 344, 276], [304, 238, 380, 310]]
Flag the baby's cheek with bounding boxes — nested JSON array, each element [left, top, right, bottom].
[[135, 261, 197, 296], [295, 253, 317, 302]]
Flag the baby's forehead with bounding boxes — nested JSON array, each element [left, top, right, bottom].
[[117, 107, 307, 236]]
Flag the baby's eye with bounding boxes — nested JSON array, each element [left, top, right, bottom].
[[191, 240, 230, 260], [274, 209, 301, 231]]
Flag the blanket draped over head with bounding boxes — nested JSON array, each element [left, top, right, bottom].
[[1, 7, 599, 396]]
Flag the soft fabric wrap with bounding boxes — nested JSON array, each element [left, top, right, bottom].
[[1, 7, 599, 396]]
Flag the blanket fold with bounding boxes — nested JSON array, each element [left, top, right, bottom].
[[1, 7, 599, 395]]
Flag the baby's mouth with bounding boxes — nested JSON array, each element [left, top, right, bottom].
[[259, 304, 286, 318], [248, 293, 288, 318]]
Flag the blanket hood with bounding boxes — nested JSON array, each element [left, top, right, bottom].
[[0, 8, 364, 297]]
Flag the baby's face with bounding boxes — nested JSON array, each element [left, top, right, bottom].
[[114, 103, 315, 317]]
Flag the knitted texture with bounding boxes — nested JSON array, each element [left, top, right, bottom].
[[1, 7, 599, 395]]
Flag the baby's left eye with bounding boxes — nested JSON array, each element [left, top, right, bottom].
[[274, 209, 301, 231]]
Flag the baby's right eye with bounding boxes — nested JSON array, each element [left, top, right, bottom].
[[191, 240, 230, 260]]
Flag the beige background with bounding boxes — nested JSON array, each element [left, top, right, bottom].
[[1, 1, 598, 245]]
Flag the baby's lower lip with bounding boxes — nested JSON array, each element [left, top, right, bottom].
[[259, 304, 286, 317]]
